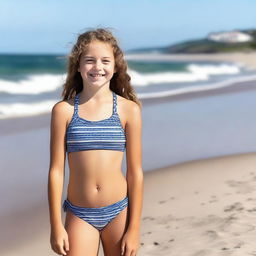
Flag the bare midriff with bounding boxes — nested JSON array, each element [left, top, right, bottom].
[[66, 150, 127, 207]]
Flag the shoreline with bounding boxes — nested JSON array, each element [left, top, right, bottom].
[[1, 51, 256, 123], [1, 76, 256, 135]]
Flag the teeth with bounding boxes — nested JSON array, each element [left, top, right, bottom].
[[91, 74, 104, 77]]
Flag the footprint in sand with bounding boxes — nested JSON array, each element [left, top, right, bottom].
[[142, 216, 155, 221], [247, 207, 256, 212], [233, 241, 244, 249], [220, 214, 255, 233], [223, 202, 244, 212], [226, 180, 255, 194], [192, 250, 210, 256], [204, 230, 219, 239], [209, 199, 218, 203], [208, 195, 218, 203], [156, 214, 174, 225]]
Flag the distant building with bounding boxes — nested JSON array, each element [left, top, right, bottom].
[[207, 30, 253, 43]]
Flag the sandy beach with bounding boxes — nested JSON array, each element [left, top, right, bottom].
[[2, 153, 256, 256], [1, 51, 256, 255]]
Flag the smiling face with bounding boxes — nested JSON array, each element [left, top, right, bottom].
[[78, 40, 116, 89]]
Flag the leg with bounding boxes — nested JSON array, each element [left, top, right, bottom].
[[100, 204, 130, 256], [64, 210, 101, 256]]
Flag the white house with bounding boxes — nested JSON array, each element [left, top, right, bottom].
[[207, 30, 253, 43]]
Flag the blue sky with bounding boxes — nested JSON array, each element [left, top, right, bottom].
[[0, 0, 255, 54]]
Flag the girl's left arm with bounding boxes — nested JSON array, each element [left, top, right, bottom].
[[121, 101, 144, 255]]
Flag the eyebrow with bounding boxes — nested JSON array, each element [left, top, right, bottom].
[[84, 56, 111, 59]]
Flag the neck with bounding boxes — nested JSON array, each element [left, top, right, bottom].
[[79, 86, 113, 103]]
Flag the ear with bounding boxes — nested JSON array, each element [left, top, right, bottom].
[[77, 67, 80, 72]]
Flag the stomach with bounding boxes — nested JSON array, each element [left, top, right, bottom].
[[66, 150, 127, 207]]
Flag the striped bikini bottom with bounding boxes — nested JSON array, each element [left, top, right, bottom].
[[63, 196, 129, 231]]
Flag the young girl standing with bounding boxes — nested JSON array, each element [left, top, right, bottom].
[[47, 28, 144, 256]]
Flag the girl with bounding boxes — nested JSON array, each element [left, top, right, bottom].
[[47, 28, 144, 256]]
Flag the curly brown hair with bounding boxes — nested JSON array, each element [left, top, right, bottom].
[[61, 27, 141, 108]]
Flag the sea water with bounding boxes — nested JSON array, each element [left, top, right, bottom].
[[0, 53, 255, 119]]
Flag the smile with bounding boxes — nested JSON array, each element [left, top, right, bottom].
[[90, 74, 105, 77]]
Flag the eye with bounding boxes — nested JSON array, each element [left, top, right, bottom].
[[103, 60, 110, 63]]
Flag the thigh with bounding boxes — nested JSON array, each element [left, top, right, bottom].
[[100, 205, 130, 256], [64, 210, 100, 256]]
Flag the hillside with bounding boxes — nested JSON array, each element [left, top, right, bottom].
[[127, 29, 256, 54]]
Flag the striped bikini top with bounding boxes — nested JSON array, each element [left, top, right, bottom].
[[66, 91, 126, 153]]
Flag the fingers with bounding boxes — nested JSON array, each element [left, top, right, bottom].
[[130, 250, 137, 256], [123, 246, 132, 256], [64, 237, 70, 254], [121, 243, 138, 256], [51, 240, 68, 255], [123, 247, 137, 256], [121, 243, 125, 255]]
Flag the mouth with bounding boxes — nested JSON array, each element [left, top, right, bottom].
[[89, 74, 105, 77]]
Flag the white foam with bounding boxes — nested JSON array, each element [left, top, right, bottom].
[[137, 74, 256, 99], [0, 73, 66, 94], [1, 74, 256, 119], [128, 63, 240, 86], [0, 63, 241, 95], [187, 63, 240, 75], [0, 100, 57, 119]]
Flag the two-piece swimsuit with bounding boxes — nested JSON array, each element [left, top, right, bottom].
[[62, 90, 128, 231]]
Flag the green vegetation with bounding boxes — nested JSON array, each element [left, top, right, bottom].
[[127, 29, 256, 54]]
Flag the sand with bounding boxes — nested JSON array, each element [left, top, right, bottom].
[[140, 153, 256, 256], [3, 153, 256, 256]]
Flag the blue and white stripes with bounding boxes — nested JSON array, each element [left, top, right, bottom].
[[66, 91, 126, 153], [62, 196, 129, 231]]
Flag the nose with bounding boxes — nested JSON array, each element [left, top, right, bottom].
[[94, 60, 103, 70]]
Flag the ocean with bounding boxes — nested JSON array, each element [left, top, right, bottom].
[[1, 53, 256, 119]]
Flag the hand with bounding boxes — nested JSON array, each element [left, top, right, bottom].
[[50, 224, 69, 255], [121, 229, 140, 256]]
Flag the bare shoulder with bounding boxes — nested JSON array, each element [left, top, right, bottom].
[[116, 94, 141, 124], [51, 97, 75, 127]]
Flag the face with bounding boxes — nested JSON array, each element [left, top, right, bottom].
[[78, 40, 116, 88]]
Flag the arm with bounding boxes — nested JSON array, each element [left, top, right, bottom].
[[121, 101, 144, 256], [47, 101, 69, 255]]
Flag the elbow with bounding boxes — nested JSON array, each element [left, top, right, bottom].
[[126, 167, 144, 181], [48, 166, 65, 177]]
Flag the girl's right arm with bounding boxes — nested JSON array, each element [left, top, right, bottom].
[[47, 101, 69, 255]]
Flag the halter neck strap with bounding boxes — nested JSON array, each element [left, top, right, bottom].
[[112, 91, 117, 115], [74, 91, 117, 115], [74, 93, 79, 115]]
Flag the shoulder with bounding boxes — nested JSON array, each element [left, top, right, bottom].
[[116, 94, 141, 121], [51, 97, 75, 121]]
